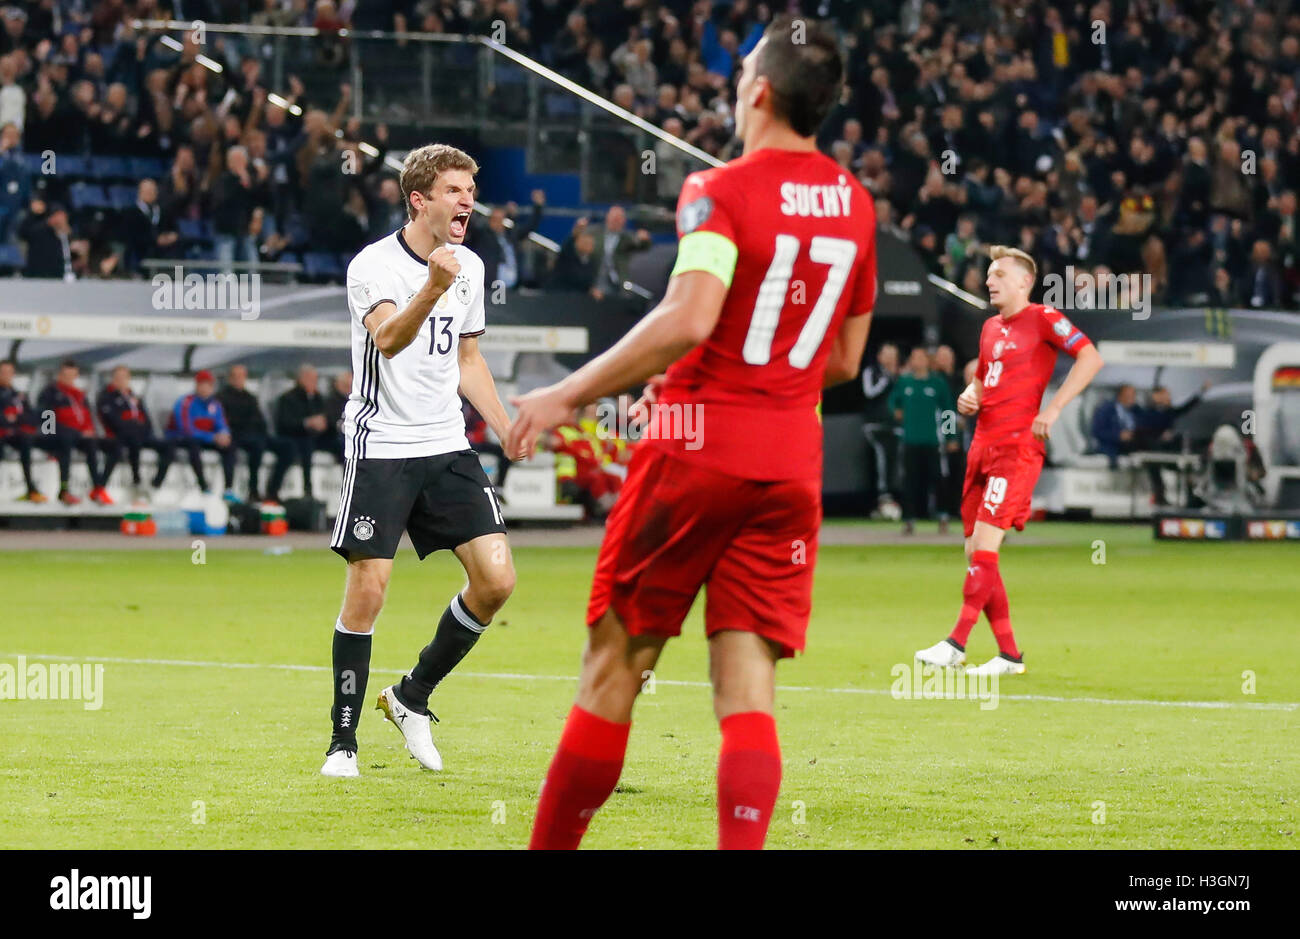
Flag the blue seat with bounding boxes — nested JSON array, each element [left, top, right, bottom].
[[88, 155, 131, 180], [177, 218, 208, 240], [283, 215, 311, 246], [303, 251, 344, 280], [545, 94, 579, 117], [54, 155, 89, 177], [21, 152, 46, 175], [0, 243, 24, 269], [128, 157, 167, 180], [68, 182, 108, 210], [107, 185, 138, 210]]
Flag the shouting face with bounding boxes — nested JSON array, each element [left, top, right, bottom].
[[412, 169, 476, 245]]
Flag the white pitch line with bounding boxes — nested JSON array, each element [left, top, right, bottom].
[[5, 651, 1296, 712]]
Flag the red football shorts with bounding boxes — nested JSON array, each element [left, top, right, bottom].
[[961, 439, 1046, 538], [587, 447, 821, 658]]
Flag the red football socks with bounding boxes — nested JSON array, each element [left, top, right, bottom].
[[717, 711, 782, 850], [528, 705, 630, 850], [984, 569, 1019, 658], [949, 550, 999, 646], [948, 550, 1020, 658]]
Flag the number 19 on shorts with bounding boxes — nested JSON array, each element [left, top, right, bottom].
[[982, 476, 1007, 514]]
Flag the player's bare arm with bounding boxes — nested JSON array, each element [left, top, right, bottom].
[[823, 310, 873, 387], [1031, 343, 1104, 440], [364, 247, 460, 358], [458, 336, 526, 461], [506, 270, 728, 456]]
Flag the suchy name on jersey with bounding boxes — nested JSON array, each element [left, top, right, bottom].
[[650, 148, 878, 481]]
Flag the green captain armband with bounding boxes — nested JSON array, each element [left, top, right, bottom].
[[671, 231, 739, 289]]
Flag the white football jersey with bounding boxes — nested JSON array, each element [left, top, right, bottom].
[[343, 229, 486, 459]]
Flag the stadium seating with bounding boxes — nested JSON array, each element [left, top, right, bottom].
[[107, 186, 139, 211], [0, 244, 24, 273], [302, 252, 346, 282], [85, 156, 131, 182], [68, 183, 110, 212], [0, 365, 585, 525]]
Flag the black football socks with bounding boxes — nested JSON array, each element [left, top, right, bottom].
[[396, 593, 488, 714], [330, 619, 373, 754]]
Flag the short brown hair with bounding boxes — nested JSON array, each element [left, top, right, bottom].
[[399, 144, 479, 220], [755, 16, 843, 137], [988, 245, 1037, 282]]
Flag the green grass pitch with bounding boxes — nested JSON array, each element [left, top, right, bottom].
[[1, 522, 1295, 849]]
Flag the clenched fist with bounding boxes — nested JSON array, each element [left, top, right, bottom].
[[957, 384, 981, 416], [427, 245, 461, 294]]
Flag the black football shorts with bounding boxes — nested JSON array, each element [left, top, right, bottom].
[[330, 450, 506, 560]]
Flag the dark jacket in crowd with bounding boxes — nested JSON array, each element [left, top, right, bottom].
[[0, 385, 39, 436], [324, 388, 348, 435], [469, 201, 542, 290], [123, 200, 174, 272], [1091, 399, 1139, 465], [97, 386, 154, 441], [37, 381, 95, 434], [861, 362, 897, 425], [211, 171, 257, 237], [552, 237, 599, 292], [19, 213, 70, 279], [275, 385, 327, 437], [218, 384, 269, 438], [1137, 393, 1203, 438]]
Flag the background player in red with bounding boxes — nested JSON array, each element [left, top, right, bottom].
[[507, 16, 876, 850], [916, 246, 1104, 676]]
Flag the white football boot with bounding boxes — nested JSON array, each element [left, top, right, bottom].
[[915, 639, 966, 668], [965, 653, 1026, 677], [320, 747, 359, 778], [375, 685, 443, 771]]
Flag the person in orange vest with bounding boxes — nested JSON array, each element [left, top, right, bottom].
[[549, 406, 619, 518], [580, 399, 630, 488]]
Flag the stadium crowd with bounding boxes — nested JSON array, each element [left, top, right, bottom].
[[0, 0, 1291, 311]]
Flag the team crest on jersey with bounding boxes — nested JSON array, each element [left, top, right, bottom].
[[992, 339, 1017, 359], [1053, 317, 1074, 337], [678, 196, 713, 234], [352, 515, 375, 541], [454, 276, 472, 305]]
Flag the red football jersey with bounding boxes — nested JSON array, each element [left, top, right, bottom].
[[650, 148, 877, 481], [973, 303, 1092, 446]]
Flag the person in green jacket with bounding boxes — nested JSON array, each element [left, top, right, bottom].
[[888, 347, 958, 534]]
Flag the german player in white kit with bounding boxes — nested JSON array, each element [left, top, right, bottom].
[[321, 144, 525, 777]]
